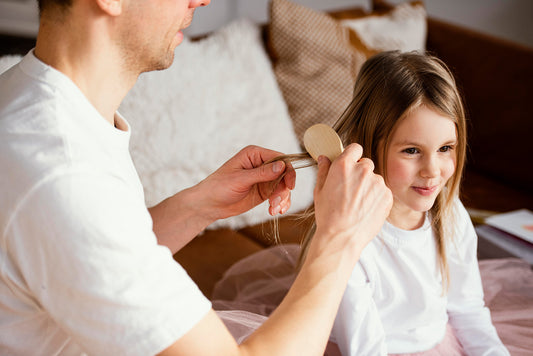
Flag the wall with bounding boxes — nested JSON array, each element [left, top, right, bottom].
[[0, 0, 38, 37], [390, 0, 533, 48], [185, 0, 533, 48], [0, 0, 531, 49], [184, 0, 370, 36]]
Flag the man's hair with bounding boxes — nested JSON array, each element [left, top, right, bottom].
[[37, 0, 72, 14]]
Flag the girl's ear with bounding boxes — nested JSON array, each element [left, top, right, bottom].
[[94, 0, 122, 16]]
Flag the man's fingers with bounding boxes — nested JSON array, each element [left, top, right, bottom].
[[282, 162, 296, 191], [315, 143, 363, 194], [269, 189, 291, 215], [243, 160, 286, 188], [314, 156, 331, 194], [340, 143, 363, 163], [356, 157, 375, 172]]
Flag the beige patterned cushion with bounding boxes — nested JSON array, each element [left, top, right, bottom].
[[269, 0, 367, 146], [269, 0, 427, 146]]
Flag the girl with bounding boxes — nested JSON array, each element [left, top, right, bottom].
[[297, 51, 509, 355]]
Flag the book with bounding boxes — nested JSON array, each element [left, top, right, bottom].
[[475, 224, 533, 264], [485, 209, 533, 244]]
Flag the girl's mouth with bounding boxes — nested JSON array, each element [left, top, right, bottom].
[[412, 185, 438, 196]]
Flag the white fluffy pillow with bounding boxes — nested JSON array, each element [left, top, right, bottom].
[[341, 2, 427, 52], [0, 55, 22, 74], [120, 19, 315, 230]]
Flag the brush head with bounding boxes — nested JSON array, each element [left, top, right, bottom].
[[303, 124, 344, 162]]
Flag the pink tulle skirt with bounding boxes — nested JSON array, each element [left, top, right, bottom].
[[212, 244, 533, 355]]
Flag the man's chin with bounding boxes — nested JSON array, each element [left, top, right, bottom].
[[141, 52, 175, 73]]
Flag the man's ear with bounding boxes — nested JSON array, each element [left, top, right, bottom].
[[94, 0, 122, 16]]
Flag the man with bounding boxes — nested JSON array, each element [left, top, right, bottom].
[[0, 0, 392, 354]]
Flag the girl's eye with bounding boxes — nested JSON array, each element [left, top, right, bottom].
[[439, 145, 454, 153], [403, 147, 418, 155]]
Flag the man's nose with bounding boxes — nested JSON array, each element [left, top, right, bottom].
[[191, 0, 211, 7]]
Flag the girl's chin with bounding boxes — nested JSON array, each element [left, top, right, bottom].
[[397, 198, 436, 216], [411, 200, 437, 214]]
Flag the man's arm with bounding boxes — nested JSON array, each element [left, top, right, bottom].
[[159, 144, 393, 355], [149, 145, 296, 254]]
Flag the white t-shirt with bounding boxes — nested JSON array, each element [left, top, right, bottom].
[[0, 51, 211, 355], [331, 200, 509, 356]]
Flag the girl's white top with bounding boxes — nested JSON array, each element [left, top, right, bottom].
[[331, 199, 509, 355]]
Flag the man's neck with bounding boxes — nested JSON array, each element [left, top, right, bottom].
[[34, 11, 137, 127]]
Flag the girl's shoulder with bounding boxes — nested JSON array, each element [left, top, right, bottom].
[[449, 198, 473, 238], [446, 198, 479, 260]]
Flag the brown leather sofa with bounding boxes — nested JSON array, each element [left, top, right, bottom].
[[174, 8, 533, 299]]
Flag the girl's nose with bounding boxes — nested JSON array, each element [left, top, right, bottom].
[[420, 155, 439, 178]]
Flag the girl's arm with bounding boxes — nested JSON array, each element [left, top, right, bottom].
[[446, 200, 510, 355], [331, 261, 387, 356]]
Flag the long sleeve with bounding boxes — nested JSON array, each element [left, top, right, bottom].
[[447, 201, 509, 355], [331, 261, 388, 356]]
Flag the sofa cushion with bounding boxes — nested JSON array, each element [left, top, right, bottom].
[[340, 1, 426, 53], [0, 55, 21, 73], [268, 0, 427, 145], [269, 0, 366, 146]]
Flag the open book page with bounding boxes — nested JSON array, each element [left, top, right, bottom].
[[485, 209, 533, 244]]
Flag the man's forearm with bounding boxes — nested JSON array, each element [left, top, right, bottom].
[[148, 186, 215, 254], [159, 230, 365, 356], [240, 230, 363, 355]]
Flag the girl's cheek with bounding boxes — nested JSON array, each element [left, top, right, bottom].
[[444, 158, 456, 181]]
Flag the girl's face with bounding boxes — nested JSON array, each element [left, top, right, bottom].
[[381, 105, 457, 230]]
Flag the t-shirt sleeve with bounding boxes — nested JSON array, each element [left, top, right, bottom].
[[446, 199, 509, 355], [331, 261, 387, 356], [6, 170, 211, 356]]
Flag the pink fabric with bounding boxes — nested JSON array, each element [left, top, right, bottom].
[[212, 245, 298, 344], [212, 244, 533, 355], [389, 325, 466, 356], [478, 258, 533, 356]]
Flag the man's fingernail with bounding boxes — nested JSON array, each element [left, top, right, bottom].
[[271, 205, 281, 215], [273, 161, 284, 173], [272, 196, 282, 206]]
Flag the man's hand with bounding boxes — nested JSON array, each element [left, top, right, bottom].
[[311, 143, 393, 260], [150, 145, 295, 254], [195, 145, 296, 222]]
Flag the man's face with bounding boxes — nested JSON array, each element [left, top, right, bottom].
[[118, 0, 210, 73]]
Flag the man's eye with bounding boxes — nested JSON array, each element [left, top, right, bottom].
[[403, 148, 418, 154]]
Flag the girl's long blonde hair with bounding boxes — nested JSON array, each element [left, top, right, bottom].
[[275, 51, 467, 290]]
